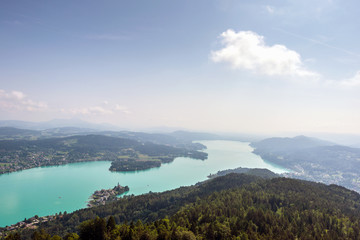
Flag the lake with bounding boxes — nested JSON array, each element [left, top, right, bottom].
[[0, 140, 287, 227]]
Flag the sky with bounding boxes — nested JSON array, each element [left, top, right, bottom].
[[1, 0, 360, 134]]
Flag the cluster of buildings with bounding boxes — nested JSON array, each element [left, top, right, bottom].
[[87, 183, 129, 207], [1, 214, 63, 237]]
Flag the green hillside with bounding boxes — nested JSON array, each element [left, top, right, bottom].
[[5, 173, 360, 240], [251, 136, 360, 192], [0, 134, 207, 174]]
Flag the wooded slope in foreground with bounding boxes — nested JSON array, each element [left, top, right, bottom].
[[4, 172, 360, 240]]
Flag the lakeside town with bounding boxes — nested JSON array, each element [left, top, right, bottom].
[[0, 213, 65, 238], [0, 184, 129, 238], [87, 183, 129, 207]]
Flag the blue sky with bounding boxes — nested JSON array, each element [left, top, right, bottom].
[[1, 0, 359, 134]]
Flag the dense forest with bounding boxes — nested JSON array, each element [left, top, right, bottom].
[[4, 173, 360, 239], [109, 159, 161, 172], [208, 167, 278, 179]]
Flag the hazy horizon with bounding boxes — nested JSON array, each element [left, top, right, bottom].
[[1, 1, 360, 135]]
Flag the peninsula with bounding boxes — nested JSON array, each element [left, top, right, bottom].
[[87, 184, 129, 208], [0, 134, 207, 174]]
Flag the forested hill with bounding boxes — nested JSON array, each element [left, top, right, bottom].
[[0, 127, 41, 140], [0, 134, 207, 174], [251, 136, 360, 192], [208, 167, 279, 179], [8, 173, 360, 239], [250, 135, 334, 152]]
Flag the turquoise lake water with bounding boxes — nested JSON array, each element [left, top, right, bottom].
[[0, 140, 287, 227]]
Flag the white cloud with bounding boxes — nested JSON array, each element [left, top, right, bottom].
[[265, 5, 275, 14], [339, 71, 360, 87], [211, 30, 319, 78], [89, 106, 114, 115], [11, 91, 26, 100], [68, 106, 113, 115], [0, 89, 47, 112], [66, 103, 130, 116], [115, 104, 131, 114]]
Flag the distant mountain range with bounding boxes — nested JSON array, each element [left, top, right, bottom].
[[0, 120, 228, 142]]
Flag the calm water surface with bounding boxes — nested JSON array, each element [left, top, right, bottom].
[[0, 140, 287, 227]]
